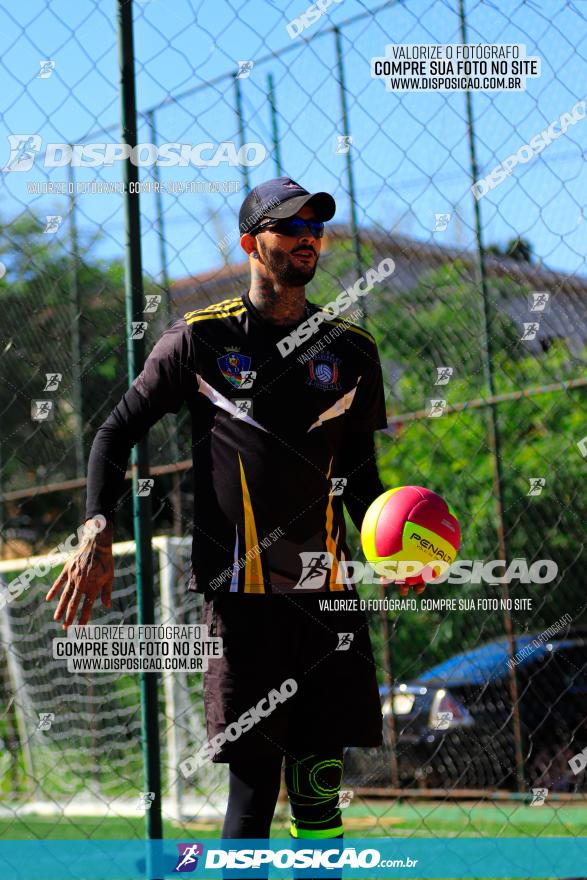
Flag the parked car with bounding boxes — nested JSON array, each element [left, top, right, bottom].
[[344, 633, 587, 790]]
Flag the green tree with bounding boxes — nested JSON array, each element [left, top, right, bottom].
[[322, 256, 587, 679]]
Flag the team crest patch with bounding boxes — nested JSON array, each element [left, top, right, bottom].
[[217, 351, 252, 388], [306, 353, 342, 391]]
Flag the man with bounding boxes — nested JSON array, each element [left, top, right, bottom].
[[46, 177, 390, 843]]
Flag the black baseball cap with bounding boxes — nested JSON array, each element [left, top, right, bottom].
[[239, 177, 336, 234]]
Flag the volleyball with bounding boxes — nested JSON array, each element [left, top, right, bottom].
[[361, 486, 461, 585]]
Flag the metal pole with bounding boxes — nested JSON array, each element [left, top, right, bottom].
[[66, 163, 85, 519], [146, 111, 172, 305], [267, 73, 283, 176], [233, 74, 250, 193], [159, 538, 186, 821], [458, 0, 525, 793], [379, 583, 401, 790], [117, 0, 163, 846], [334, 26, 366, 323], [66, 171, 100, 783], [146, 110, 183, 538]]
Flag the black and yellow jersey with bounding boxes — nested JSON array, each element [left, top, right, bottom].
[[86, 291, 387, 595]]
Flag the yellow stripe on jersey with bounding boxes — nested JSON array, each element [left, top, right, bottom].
[[324, 457, 344, 592], [185, 306, 246, 325], [184, 296, 241, 316], [238, 453, 265, 594], [183, 297, 243, 322], [321, 317, 376, 345]]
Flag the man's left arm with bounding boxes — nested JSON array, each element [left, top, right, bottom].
[[340, 431, 385, 531], [340, 337, 388, 529], [340, 338, 427, 595]]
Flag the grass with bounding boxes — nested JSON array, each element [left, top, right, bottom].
[[2, 799, 587, 840]]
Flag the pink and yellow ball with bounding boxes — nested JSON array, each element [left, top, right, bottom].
[[361, 486, 461, 586]]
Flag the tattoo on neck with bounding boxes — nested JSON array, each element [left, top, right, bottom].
[[248, 279, 306, 325]]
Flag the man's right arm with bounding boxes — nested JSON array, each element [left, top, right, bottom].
[[85, 383, 177, 522], [46, 319, 195, 628], [87, 319, 195, 521]]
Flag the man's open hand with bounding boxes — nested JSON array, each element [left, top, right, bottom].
[[46, 517, 114, 629]]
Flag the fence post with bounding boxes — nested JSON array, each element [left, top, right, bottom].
[[158, 537, 185, 821], [146, 111, 172, 304], [117, 0, 163, 849], [146, 109, 184, 539], [267, 73, 283, 176], [66, 166, 100, 784], [234, 73, 250, 194], [379, 583, 401, 790], [66, 163, 85, 520], [458, 0, 525, 793], [333, 26, 367, 322]]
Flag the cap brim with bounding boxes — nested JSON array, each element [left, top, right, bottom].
[[265, 192, 336, 222]]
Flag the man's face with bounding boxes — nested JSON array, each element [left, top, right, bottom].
[[255, 204, 322, 286]]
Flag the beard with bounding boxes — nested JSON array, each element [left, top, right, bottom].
[[258, 241, 318, 286]]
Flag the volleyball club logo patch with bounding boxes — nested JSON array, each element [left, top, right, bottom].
[[217, 351, 252, 388], [306, 353, 342, 390]]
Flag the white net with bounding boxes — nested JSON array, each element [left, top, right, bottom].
[[0, 536, 227, 829]]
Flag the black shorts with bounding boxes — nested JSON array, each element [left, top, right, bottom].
[[201, 592, 383, 762]]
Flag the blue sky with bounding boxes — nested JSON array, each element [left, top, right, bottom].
[[1, 0, 586, 282]]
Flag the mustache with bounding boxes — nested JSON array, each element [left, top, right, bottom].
[[291, 244, 317, 256]]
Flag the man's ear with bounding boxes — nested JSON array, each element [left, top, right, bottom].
[[240, 233, 257, 257]]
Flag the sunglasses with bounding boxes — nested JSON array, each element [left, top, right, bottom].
[[252, 217, 325, 239]]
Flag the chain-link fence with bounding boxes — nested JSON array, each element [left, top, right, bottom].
[[1, 0, 587, 856]]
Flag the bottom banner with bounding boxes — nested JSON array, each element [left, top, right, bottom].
[[0, 837, 585, 879]]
